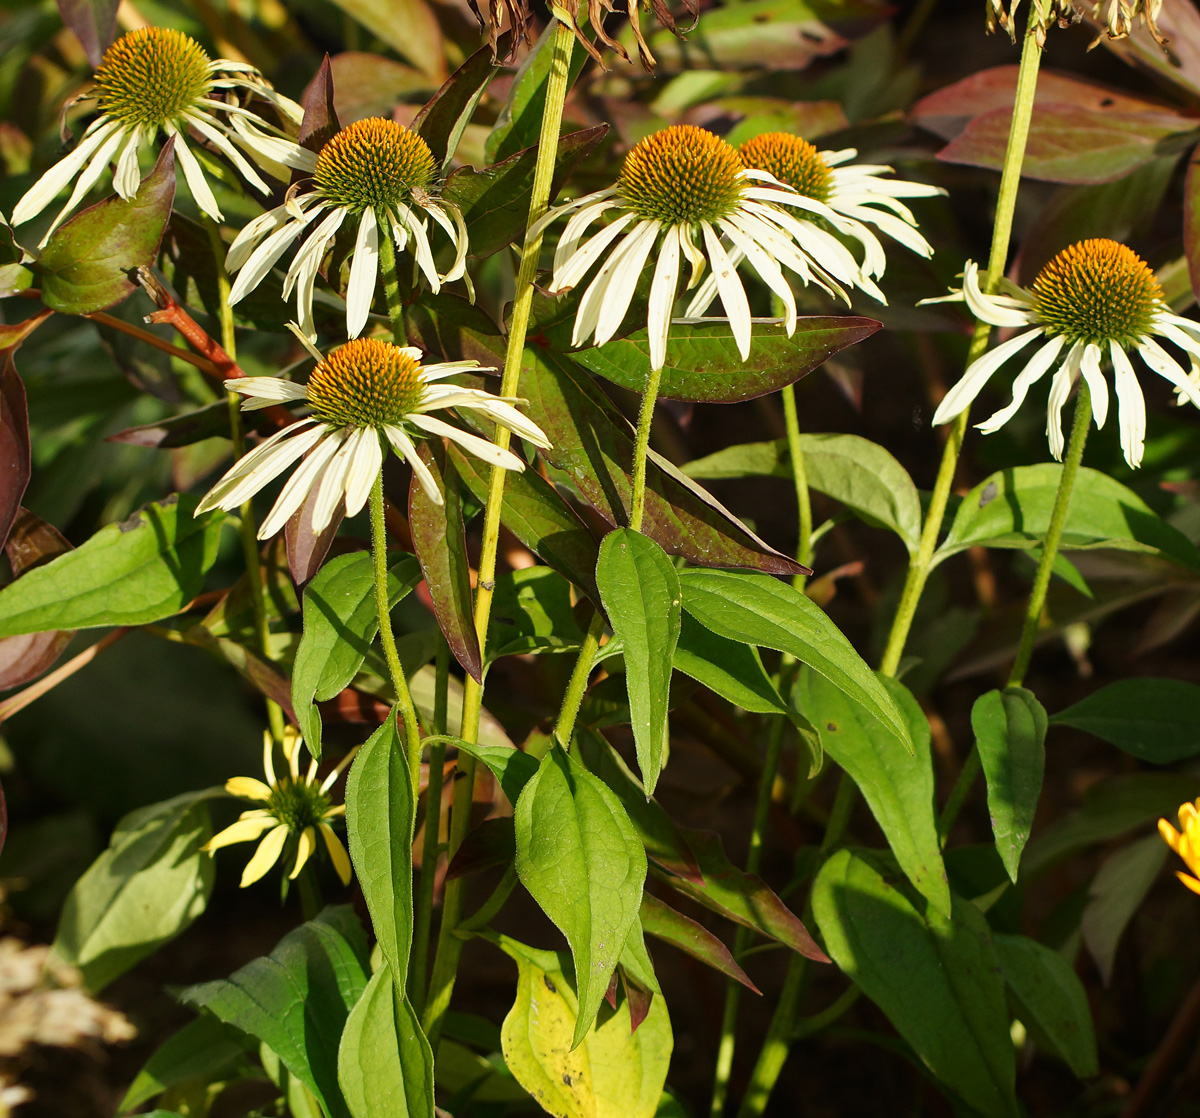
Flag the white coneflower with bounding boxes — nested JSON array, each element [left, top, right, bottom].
[[10, 27, 311, 243], [203, 727, 356, 888], [537, 125, 875, 371], [225, 117, 467, 339], [685, 131, 942, 318], [932, 239, 1200, 468], [196, 334, 550, 538]]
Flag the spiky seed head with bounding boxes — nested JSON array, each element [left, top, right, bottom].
[[93, 27, 213, 128], [306, 338, 426, 428], [618, 125, 746, 225], [738, 132, 833, 204], [313, 118, 437, 214]]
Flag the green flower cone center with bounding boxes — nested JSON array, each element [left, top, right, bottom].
[[618, 125, 746, 225], [307, 338, 427, 428], [93, 28, 213, 129], [1031, 238, 1163, 347], [265, 779, 331, 833], [314, 118, 437, 213], [739, 132, 833, 204]]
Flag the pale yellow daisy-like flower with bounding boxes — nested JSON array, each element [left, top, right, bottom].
[[195, 332, 550, 537], [225, 117, 467, 339], [930, 239, 1200, 469], [1159, 798, 1200, 895], [203, 727, 356, 888], [10, 27, 312, 244]]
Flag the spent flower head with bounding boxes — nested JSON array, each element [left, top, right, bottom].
[[203, 727, 355, 888], [10, 27, 312, 243], [196, 330, 550, 537], [226, 117, 465, 339], [1160, 799, 1200, 895], [930, 239, 1200, 467]]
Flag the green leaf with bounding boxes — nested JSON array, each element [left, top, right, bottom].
[[404, 292, 506, 367], [1050, 678, 1200, 763], [678, 568, 912, 750], [325, 0, 444, 80], [993, 934, 1099, 1079], [345, 713, 416, 983], [639, 893, 759, 993], [445, 126, 607, 258], [513, 748, 647, 1047], [519, 347, 803, 577], [1081, 834, 1167, 986], [182, 907, 368, 1118], [52, 790, 215, 993], [409, 445, 482, 682], [498, 936, 672, 1118], [412, 39, 498, 169], [37, 139, 175, 314], [935, 465, 1200, 571], [0, 494, 224, 637], [118, 1015, 250, 1114], [338, 963, 434, 1118], [487, 566, 586, 662], [685, 433, 922, 556], [454, 739, 541, 807], [575, 318, 879, 404], [658, 827, 827, 959], [595, 530, 680, 794], [796, 669, 950, 917], [673, 612, 786, 715], [812, 851, 1019, 1118], [973, 688, 1048, 883], [291, 551, 422, 756]]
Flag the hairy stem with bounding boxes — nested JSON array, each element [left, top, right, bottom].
[[554, 609, 606, 748], [630, 363, 665, 532], [377, 215, 408, 344], [781, 382, 812, 585]]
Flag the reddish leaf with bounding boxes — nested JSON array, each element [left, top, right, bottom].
[[656, 828, 829, 963], [0, 352, 30, 549], [620, 968, 653, 1035], [412, 37, 506, 168], [520, 347, 803, 577], [107, 400, 230, 449], [286, 485, 344, 589], [329, 52, 431, 124], [639, 892, 760, 994], [409, 444, 482, 682], [1186, 143, 1200, 303], [37, 139, 176, 314], [299, 55, 341, 154], [56, 0, 119, 67], [1084, 0, 1200, 101], [0, 309, 52, 352]]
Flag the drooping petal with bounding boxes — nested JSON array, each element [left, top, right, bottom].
[[258, 429, 348, 539], [319, 823, 353, 885], [701, 221, 753, 359], [227, 377, 309, 409], [112, 126, 144, 199], [1078, 343, 1110, 429], [310, 429, 360, 533], [1110, 341, 1147, 469], [593, 221, 661, 347], [932, 328, 1045, 427], [549, 213, 636, 293], [976, 334, 1066, 434], [289, 826, 317, 879], [169, 129, 223, 222], [226, 204, 292, 272], [225, 776, 274, 801], [203, 815, 274, 852], [36, 123, 130, 245], [409, 414, 526, 471], [384, 425, 441, 505], [573, 220, 658, 348], [1046, 341, 1084, 460], [240, 823, 290, 886], [719, 217, 797, 337], [345, 206, 381, 339], [10, 118, 123, 227], [647, 225, 682, 372], [195, 421, 323, 514], [342, 426, 383, 517], [229, 214, 310, 304], [1139, 336, 1200, 409]]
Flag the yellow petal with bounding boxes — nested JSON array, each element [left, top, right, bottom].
[[290, 826, 317, 879], [320, 822, 353, 886], [1178, 871, 1200, 896], [203, 816, 275, 853], [282, 726, 304, 778], [240, 823, 290, 887], [226, 776, 274, 801], [1159, 817, 1183, 854], [262, 731, 277, 786]]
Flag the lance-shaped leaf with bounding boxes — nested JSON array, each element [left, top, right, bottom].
[[412, 38, 504, 169], [575, 317, 879, 404], [0, 494, 224, 637], [444, 126, 607, 258], [299, 55, 341, 153], [797, 668, 950, 917], [405, 293, 506, 367], [183, 907, 369, 1118], [639, 893, 759, 994], [595, 530, 680, 794], [409, 445, 482, 681], [486, 566, 586, 662], [285, 483, 343, 589], [57, 0, 119, 66], [514, 747, 647, 1047], [813, 851, 1019, 1118], [345, 712, 416, 984], [454, 739, 541, 806], [679, 568, 911, 749], [108, 400, 231, 449], [37, 139, 176, 315], [1081, 834, 1167, 987], [0, 352, 30, 549], [1050, 678, 1200, 763], [973, 688, 1047, 883], [498, 936, 672, 1118], [673, 612, 786, 715], [520, 347, 801, 576], [657, 828, 827, 961], [337, 962, 434, 1118], [325, 0, 444, 81], [291, 551, 422, 756]]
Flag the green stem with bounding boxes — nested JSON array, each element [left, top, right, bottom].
[[554, 610, 606, 747], [781, 382, 812, 586], [377, 215, 408, 344], [424, 20, 577, 1050], [411, 640, 450, 1013], [1008, 383, 1092, 687], [630, 363, 665, 532], [205, 216, 284, 745], [792, 984, 860, 1041], [710, 715, 788, 1118], [878, 24, 1044, 677], [368, 475, 422, 787]]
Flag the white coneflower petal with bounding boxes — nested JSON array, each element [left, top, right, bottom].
[[194, 421, 322, 513], [346, 205, 381, 338], [573, 220, 659, 347], [701, 221, 753, 358], [410, 413, 526, 470], [1079, 343, 1110, 429], [932, 329, 1046, 427], [976, 334, 1067, 435], [1110, 341, 1146, 468], [551, 213, 636, 293], [112, 128, 143, 198], [227, 377, 309, 409], [384, 424, 440, 504], [343, 427, 383, 516], [10, 119, 122, 226], [1047, 342, 1084, 460], [594, 220, 662, 347], [258, 428, 348, 538], [648, 225, 682, 371], [168, 128, 223, 220], [311, 431, 359, 532]]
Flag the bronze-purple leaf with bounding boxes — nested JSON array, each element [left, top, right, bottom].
[[299, 55, 341, 154], [640, 892, 760, 994], [56, 0, 120, 67], [412, 37, 506, 169], [0, 352, 30, 549], [286, 484, 345, 590]]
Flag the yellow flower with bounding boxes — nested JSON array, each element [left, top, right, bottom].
[[204, 727, 356, 888], [1159, 799, 1200, 895]]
